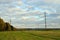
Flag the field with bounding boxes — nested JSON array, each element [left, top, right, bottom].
[[0, 30, 60, 40]]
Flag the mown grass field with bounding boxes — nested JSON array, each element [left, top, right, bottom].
[[0, 30, 60, 40]]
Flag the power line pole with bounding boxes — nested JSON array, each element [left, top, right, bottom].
[[44, 12, 47, 29], [10, 19, 12, 25]]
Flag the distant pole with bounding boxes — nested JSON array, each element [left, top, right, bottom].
[[10, 19, 12, 24], [44, 12, 47, 29]]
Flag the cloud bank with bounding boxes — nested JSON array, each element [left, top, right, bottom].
[[0, 0, 60, 28]]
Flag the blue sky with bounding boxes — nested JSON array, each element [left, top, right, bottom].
[[0, 0, 60, 28]]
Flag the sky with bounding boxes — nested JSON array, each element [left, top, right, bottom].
[[0, 0, 60, 28]]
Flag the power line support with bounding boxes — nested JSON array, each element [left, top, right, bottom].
[[44, 12, 47, 29]]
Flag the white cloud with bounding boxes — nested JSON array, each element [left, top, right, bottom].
[[21, 16, 30, 20], [57, 16, 60, 19], [44, 0, 60, 4], [13, 0, 24, 6]]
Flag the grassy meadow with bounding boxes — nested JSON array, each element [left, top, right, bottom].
[[0, 30, 60, 40]]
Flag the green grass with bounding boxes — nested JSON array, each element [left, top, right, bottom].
[[0, 30, 60, 40]]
